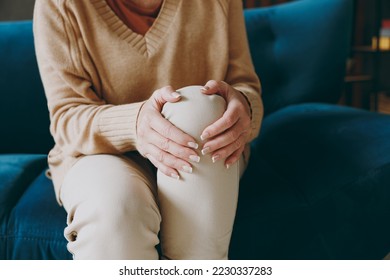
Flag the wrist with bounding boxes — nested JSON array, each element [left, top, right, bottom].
[[237, 90, 253, 120]]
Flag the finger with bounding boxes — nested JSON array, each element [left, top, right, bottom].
[[200, 105, 240, 141], [201, 80, 229, 96], [201, 121, 249, 155], [150, 114, 199, 149], [147, 129, 200, 163], [152, 86, 181, 110], [207, 133, 248, 163], [146, 144, 193, 175], [225, 146, 245, 169], [146, 154, 180, 179]]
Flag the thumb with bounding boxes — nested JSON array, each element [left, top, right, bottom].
[[201, 80, 229, 97], [152, 86, 181, 109]]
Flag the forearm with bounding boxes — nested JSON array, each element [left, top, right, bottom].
[[50, 101, 144, 157], [224, 0, 263, 142]]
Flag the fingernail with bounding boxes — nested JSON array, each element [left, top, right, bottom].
[[189, 155, 201, 163], [200, 132, 210, 141], [201, 147, 211, 155], [201, 86, 210, 92], [212, 155, 220, 163], [188, 142, 199, 149], [226, 164, 230, 169], [182, 165, 193, 174], [172, 91, 181, 98], [171, 173, 180, 180]]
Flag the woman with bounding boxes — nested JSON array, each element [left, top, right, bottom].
[[33, 0, 263, 260]]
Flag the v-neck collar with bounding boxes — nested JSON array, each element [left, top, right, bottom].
[[92, 0, 179, 57]]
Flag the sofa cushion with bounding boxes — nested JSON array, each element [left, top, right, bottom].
[[6, 170, 71, 259], [310, 162, 390, 259], [253, 103, 390, 259], [259, 103, 390, 199], [230, 153, 330, 260], [0, 154, 47, 258], [0, 154, 47, 220]]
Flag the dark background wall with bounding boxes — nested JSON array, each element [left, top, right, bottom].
[[0, 0, 35, 21]]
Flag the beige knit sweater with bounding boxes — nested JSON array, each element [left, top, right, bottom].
[[33, 0, 263, 202]]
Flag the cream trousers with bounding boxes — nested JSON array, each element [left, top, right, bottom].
[[60, 86, 245, 260]]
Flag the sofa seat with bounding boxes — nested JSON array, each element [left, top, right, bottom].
[[0, 155, 71, 259], [6, 170, 71, 259], [0, 155, 46, 257], [230, 103, 390, 260], [1, 103, 390, 260]]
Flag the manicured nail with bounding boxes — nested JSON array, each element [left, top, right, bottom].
[[201, 147, 211, 155], [171, 173, 180, 180], [212, 155, 220, 163], [172, 91, 181, 98], [200, 132, 210, 141], [182, 165, 193, 174], [188, 142, 199, 149], [189, 155, 201, 163]]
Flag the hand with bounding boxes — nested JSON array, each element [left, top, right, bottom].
[[200, 80, 251, 168], [136, 86, 200, 179]]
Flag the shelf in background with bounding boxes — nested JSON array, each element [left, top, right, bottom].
[[345, 75, 373, 83], [353, 45, 390, 53]]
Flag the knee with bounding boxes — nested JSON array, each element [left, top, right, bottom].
[[162, 85, 226, 139]]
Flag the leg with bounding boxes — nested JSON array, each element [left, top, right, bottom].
[[158, 86, 241, 260], [60, 154, 161, 260]]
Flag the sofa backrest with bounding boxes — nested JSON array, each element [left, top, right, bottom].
[[0, 0, 353, 154], [0, 21, 53, 154], [245, 0, 353, 116]]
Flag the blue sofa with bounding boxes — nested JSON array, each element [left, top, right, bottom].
[[1, 0, 389, 260]]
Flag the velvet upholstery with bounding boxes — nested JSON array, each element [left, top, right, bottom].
[[0, 155, 48, 258], [0, 21, 52, 154], [230, 104, 390, 259], [1, 0, 389, 259], [245, 0, 353, 116], [6, 171, 69, 259]]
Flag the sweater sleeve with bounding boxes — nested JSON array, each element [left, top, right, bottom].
[[33, 0, 143, 157], [225, 0, 263, 142]]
